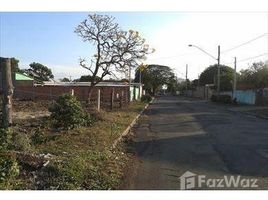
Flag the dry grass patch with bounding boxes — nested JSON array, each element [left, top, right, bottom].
[[3, 100, 146, 190]]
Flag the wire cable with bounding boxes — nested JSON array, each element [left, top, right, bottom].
[[221, 52, 268, 65], [221, 33, 268, 54], [237, 52, 268, 62]]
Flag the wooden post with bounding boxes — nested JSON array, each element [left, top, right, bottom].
[[110, 88, 114, 110], [120, 91, 124, 108], [97, 89, 101, 111], [0, 58, 13, 128], [70, 89, 74, 96], [125, 88, 129, 103]]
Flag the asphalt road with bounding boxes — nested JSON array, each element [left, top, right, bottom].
[[122, 95, 268, 190]]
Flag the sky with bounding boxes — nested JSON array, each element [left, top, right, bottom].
[[1, 12, 268, 80]]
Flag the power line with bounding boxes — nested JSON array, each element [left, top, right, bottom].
[[221, 33, 268, 54], [238, 52, 268, 62], [146, 53, 197, 61], [222, 52, 268, 65]]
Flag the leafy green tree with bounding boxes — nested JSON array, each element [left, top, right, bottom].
[[9, 57, 25, 74], [238, 61, 268, 89], [60, 77, 71, 82], [199, 64, 235, 91], [73, 75, 101, 82], [10, 57, 20, 72], [134, 64, 175, 95], [24, 62, 54, 82]]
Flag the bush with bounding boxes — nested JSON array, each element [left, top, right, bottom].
[[0, 128, 12, 151], [31, 128, 46, 145], [49, 93, 92, 129], [141, 95, 152, 103], [219, 95, 232, 104], [0, 154, 20, 189], [210, 94, 232, 104], [12, 133, 32, 152], [210, 94, 218, 102]]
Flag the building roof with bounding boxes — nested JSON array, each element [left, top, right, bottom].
[[15, 73, 34, 81]]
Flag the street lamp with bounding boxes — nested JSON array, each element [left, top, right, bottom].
[[188, 44, 221, 97]]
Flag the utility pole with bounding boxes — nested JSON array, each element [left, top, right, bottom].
[[139, 66, 142, 85], [185, 64, 188, 91], [217, 45, 221, 97], [233, 57, 237, 99], [128, 65, 131, 102]]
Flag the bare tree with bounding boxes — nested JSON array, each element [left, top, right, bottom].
[[75, 14, 154, 103]]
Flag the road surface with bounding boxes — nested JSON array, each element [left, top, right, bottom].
[[122, 95, 268, 189]]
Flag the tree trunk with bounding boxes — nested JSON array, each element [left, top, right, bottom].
[[1, 58, 13, 128]]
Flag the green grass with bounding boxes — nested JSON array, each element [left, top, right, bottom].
[[3, 101, 146, 190]]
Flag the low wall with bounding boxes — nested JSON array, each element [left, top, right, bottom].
[[221, 90, 256, 105], [191, 86, 214, 100], [14, 85, 129, 104]]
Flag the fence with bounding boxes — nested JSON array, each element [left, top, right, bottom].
[[220, 88, 268, 106], [189, 86, 214, 100], [13, 84, 132, 110]]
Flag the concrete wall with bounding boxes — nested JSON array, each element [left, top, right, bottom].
[[234, 90, 256, 105], [130, 85, 143, 101], [221, 90, 256, 105], [190, 86, 214, 100], [14, 84, 129, 104]]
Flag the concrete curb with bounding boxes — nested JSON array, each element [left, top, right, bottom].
[[111, 97, 155, 149]]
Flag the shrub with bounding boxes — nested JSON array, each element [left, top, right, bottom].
[[210, 94, 218, 102], [12, 133, 32, 152], [49, 93, 92, 129], [31, 128, 46, 145], [0, 128, 12, 151], [219, 95, 232, 104], [210, 94, 232, 104], [141, 94, 152, 103], [0, 154, 20, 189]]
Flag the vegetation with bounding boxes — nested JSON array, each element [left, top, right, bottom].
[[0, 128, 12, 151], [199, 64, 236, 91], [0, 98, 146, 190], [75, 14, 154, 102], [73, 75, 101, 82], [134, 64, 175, 95], [10, 57, 24, 74], [23, 62, 54, 82], [210, 94, 232, 104], [59, 77, 71, 82], [0, 154, 20, 189], [141, 94, 152, 103], [49, 93, 92, 130], [0, 128, 20, 189], [238, 61, 268, 89]]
